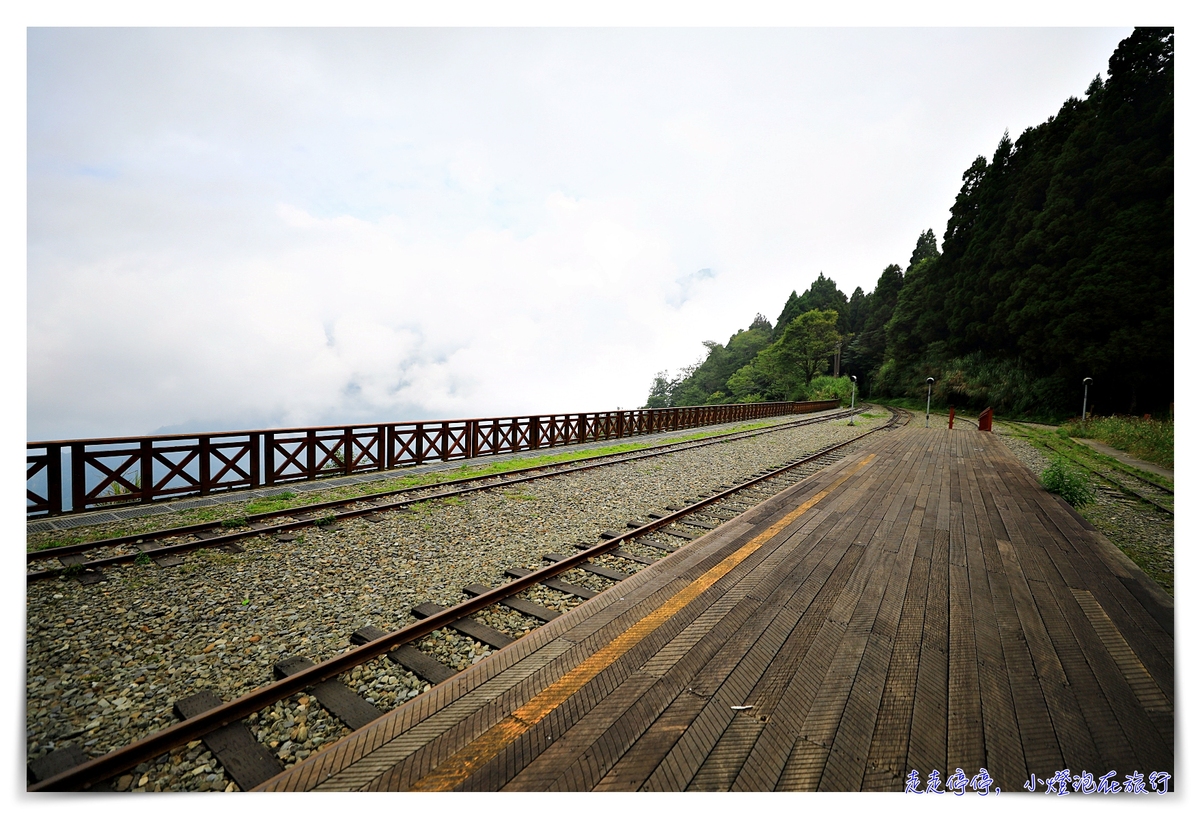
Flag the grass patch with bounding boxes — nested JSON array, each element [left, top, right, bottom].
[[31, 534, 91, 552], [503, 492, 539, 501], [1060, 415, 1173, 471], [437, 420, 782, 481], [197, 549, 237, 566], [1040, 458, 1095, 507], [243, 492, 298, 515]]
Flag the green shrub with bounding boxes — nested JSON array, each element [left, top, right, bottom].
[[805, 375, 854, 403], [1040, 458, 1095, 507]]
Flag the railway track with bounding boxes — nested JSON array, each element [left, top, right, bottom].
[[28, 407, 909, 791], [27, 407, 870, 583], [1001, 421, 1173, 515]]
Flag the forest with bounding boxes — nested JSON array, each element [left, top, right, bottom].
[[645, 28, 1173, 419]]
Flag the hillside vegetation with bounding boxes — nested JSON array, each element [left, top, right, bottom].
[[646, 28, 1172, 420]]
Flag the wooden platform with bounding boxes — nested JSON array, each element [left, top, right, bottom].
[[257, 427, 1174, 792]]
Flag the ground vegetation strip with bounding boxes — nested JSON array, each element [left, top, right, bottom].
[[1059, 415, 1173, 470]]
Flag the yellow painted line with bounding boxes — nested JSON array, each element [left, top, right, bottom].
[[406, 453, 876, 791]]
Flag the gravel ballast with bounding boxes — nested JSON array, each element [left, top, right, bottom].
[[27, 408, 891, 790]]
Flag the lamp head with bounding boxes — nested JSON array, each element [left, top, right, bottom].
[[850, 375, 856, 383], [1083, 377, 1093, 386], [926, 377, 934, 384]]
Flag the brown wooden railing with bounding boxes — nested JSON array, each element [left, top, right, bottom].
[[26, 400, 841, 518]]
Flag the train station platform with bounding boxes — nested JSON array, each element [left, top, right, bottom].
[[256, 426, 1174, 792]]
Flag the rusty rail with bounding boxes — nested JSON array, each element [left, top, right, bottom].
[[27, 400, 840, 518]]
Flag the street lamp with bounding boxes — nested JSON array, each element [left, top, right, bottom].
[[1082, 377, 1093, 424], [848, 376, 857, 425], [925, 377, 934, 428]]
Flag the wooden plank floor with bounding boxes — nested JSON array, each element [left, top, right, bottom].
[[257, 427, 1173, 792]]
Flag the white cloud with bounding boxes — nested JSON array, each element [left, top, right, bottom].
[[26, 27, 1133, 439]]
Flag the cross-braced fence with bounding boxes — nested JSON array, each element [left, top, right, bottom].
[[27, 400, 841, 517]]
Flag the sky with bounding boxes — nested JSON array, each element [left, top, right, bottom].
[[24, 25, 1139, 440]]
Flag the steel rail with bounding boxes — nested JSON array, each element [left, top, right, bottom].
[[28, 407, 862, 577], [29, 408, 906, 791]]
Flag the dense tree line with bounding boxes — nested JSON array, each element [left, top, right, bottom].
[[646, 28, 1172, 419]]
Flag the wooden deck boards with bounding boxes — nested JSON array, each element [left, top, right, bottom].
[[256, 427, 1173, 792]]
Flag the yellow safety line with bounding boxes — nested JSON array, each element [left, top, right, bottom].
[[408, 453, 876, 791]]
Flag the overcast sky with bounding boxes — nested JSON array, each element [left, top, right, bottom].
[[26, 26, 1134, 441]]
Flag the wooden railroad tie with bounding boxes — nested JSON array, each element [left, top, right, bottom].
[[462, 583, 560, 622], [136, 543, 185, 568], [27, 744, 87, 786], [173, 690, 282, 792], [59, 554, 106, 583], [505, 566, 597, 599], [572, 542, 656, 565], [349, 625, 457, 685], [633, 537, 678, 553], [542, 553, 631, 581], [410, 602, 515, 650], [273, 656, 383, 731]]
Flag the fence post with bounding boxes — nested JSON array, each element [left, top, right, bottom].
[[264, 433, 275, 485], [46, 444, 63, 515], [139, 440, 154, 503], [306, 430, 317, 478], [199, 436, 211, 495], [250, 433, 261, 488], [71, 443, 85, 512]]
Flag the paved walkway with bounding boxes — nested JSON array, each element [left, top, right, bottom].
[[1071, 438, 1173, 482], [257, 426, 1173, 792]]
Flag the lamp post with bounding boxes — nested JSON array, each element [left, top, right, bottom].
[[1082, 377, 1092, 424], [925, 377, 934, 428], [848, 375, 857, 425]]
